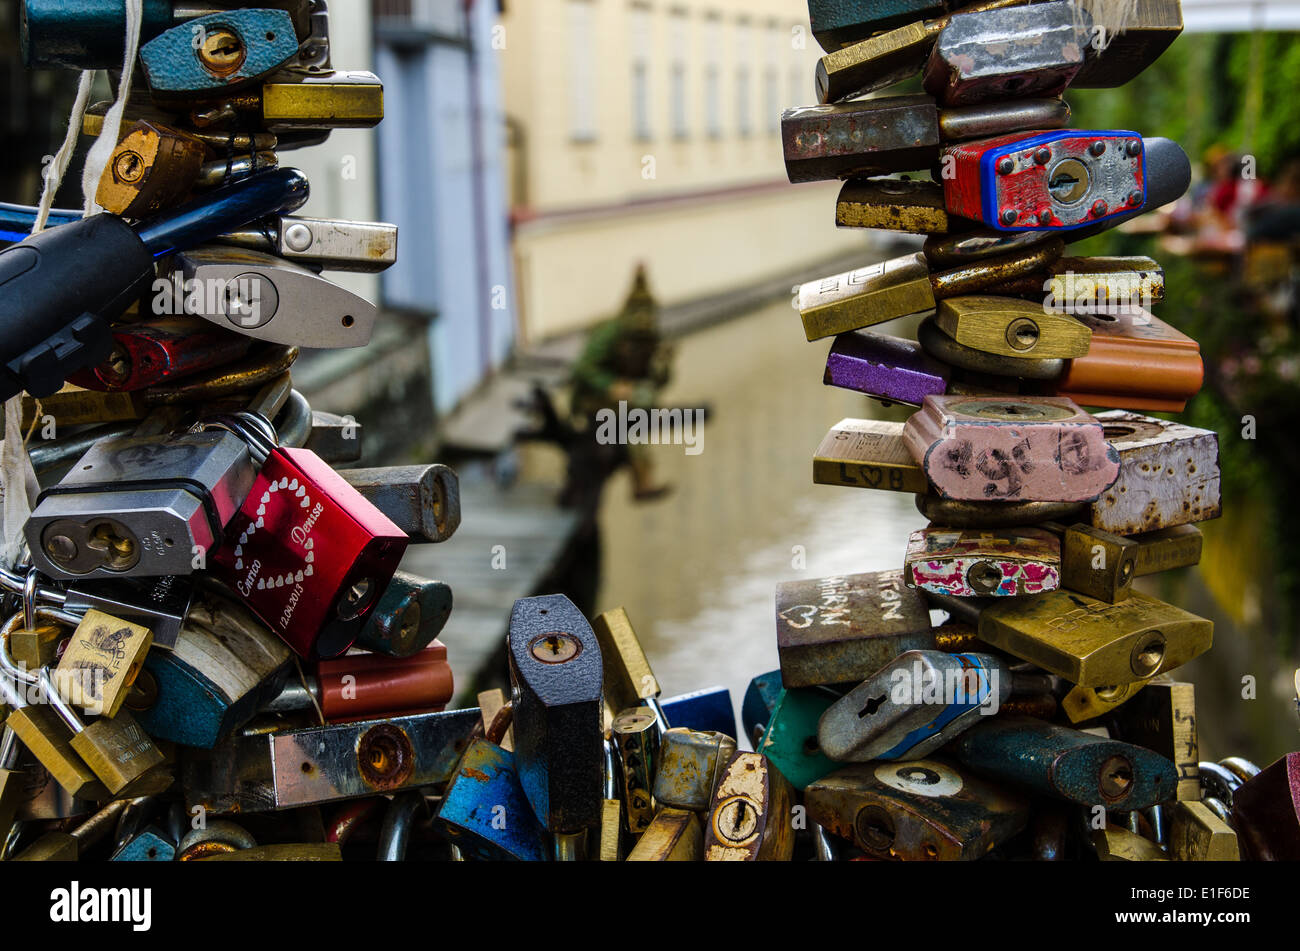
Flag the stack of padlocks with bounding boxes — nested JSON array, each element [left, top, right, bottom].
[[741, 0, 1289, 861]]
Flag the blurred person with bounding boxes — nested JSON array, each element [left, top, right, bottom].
[[566, 264, 675, 504], [1245, 157, 1300, 242]]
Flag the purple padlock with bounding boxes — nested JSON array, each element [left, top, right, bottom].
[[824, 331, 950, 405]]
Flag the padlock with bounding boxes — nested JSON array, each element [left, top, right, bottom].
[[823, 331, 950, 406], [477, 688, 514, 751], [916, 493, 1084, 528], [987, 256, 1165, 314], [10, 796, 134, 861], [813, 418, 930, 494], [1167, 799, 1239, 861], [951, 715, 1178, 809], [215, 216, 399, 273], [1128, 524, 1204, 576], [1060, 681, 1145, 724], [262, 643, 453, 723], [797, 240, 1061, 340], [1048, 522, 1138, 603], [306, 411, 365, 463], [932, 296, 1092, 360], [904, 395, 1120, 502], [931, 589, 1212, 687], [703, 752, 796, 861], [816, 0, 1181, 103], [171, 246, 379, 348], [507, 594, 604, 855], [592, 607, 664, 731], [0, 728, 24, 840], [0, 663, 107, 801], [776, 569, 933, 688], [1092, 824, 1168, 861], [818, 651, 1010, 762], [111, 826, 178, 862], [95, 121, 209, 218], [809, 0, 952, 51], [1083, 411, 1222, 536], [0, 167, 309, 402], [836, 177, 951, 233], [352, 571, 453, 658], [757, 687, 840, 790], [806, 758, 1029, 860], [1038, 311, 1204, 412], [182, 708, 478, 813], [943, 131, 1147, 232], [434, 738, 549, 862], [25, 427, 258, 582], [1107, 679, 1199, 801], [742, 669, 785, 748], [2, 589, 70, 671], [626, 808, 702, 861], [175, 819, 260, 860], [659, 685, 737, 738], [652, 727, 738, 812], [339, 465, 462, 544], [52, 610, 153, 718], [922, 1, 1086, 105], [1229, 752, 1300, 860], [917, 314, 1067, 381], [611, 707, 659, 835], [903, 527, 1060, 597], [65, 318, 253, 393], [207, 412, 409, 659], [190, 69, 385, 132], [782, 95, 1069, 183], [34, 666, 168, 797], [139, 8, 302, 99], [599, 738, 623, 861]]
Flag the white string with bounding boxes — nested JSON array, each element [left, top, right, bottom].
[[2, 0, 145, 569]]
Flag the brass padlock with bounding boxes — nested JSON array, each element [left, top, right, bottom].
[[917, 314, 1066, 381], [798, 241, 1061, 340], [0, 669, 107, 802], [1050, 522, 1139, 603], [1108, 679, 1199, 801], [592, 607, 663, 732], [836, 178, 950, 233], [95, 120, 208, 218], [189, 69, 385, 131], [703, 752, 795, 861], [626, 808, 702, 861], [0, 727, 24, 839], [4, 600, 70, 672], [987, 256, 1165, 313], [1093, 824, 1168, 861], [611, 707, 659, 835], [1168, 799, 1238, 860], [37, 669, 168, 796], [1060, 681, 1145, 724], [53, 610, 153, 718], [813, 419, 929, 494], [933, 296, 1092, 360], [930, 590, 1212, 687]]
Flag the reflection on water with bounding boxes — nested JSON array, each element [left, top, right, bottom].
[[590, 296, 1300, 765]]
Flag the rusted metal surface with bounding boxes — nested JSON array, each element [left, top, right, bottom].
[[904, 526, 1060, 597], [806, 758, 1029, 860], [652, 728, 736, 812], [776, 570, 933, 688], [703, 752, 795, 861], [837, 177, 950, 233]]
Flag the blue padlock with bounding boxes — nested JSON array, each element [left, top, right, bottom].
[[110, 827, 177, 862], [140, 8, 301, 98], [660, 685, 736, 740], [435, 739, 549, 862]]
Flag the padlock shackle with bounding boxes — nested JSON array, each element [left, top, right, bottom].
[[37, 667, 85, 734], [194, 412, 280, 465], [0, 607, 80, 685]]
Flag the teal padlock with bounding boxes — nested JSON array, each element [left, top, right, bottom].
[[140, 8, 301, 98], [758, 687, 841, 790]]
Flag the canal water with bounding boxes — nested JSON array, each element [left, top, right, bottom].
[[588, 295, 1300, 765]]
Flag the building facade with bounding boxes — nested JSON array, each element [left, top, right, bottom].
[[499, 0, 874, 341]]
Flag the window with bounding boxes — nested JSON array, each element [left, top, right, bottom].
[[704, 15, 722, 139], [735, 20, 752, 137], [630, 6, 652, 141], [670, 11, 689, 139], [765, 22, 781, 134], [568, 1, 597, 142]]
